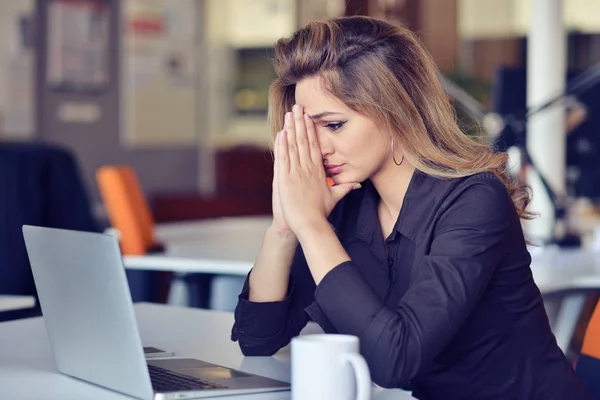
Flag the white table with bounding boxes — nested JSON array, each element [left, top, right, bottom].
[[0, 303, 412, 400], [121, 217, 272, 309], [122, 217, 271, 276], [122, 217, 600, 294], [121, 217, 600, 348], [0, 295, 35, 313], [529, 246, 600, 352]]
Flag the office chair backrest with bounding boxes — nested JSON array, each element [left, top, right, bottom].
[[0, 142, 99, 297], [96, 166, 157, 255], [119, 166, 156, 248], [577, 299, 600, 398]]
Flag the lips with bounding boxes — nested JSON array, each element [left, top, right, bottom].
[[325, 164, 344, 175]]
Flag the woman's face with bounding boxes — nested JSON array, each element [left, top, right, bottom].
[[294, 76, 395, 185]]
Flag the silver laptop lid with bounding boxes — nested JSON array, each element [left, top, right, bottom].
[[23, 225, 154, 400]]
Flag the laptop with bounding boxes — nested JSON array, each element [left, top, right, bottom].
[[22, 225, 290, 400]]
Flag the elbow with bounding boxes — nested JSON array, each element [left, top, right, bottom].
[[369, 352, 418, 389], [232, 321, 295, 357], [239, 343, 279, 357], [235, 336, 287, 357], [373, 374, 410, 390]]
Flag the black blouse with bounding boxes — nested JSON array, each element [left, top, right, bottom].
[[231, 171, 593, 399]]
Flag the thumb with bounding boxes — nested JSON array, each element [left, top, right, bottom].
[[330, 182, 362, 203]]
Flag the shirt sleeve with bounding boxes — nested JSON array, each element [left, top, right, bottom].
[[314, 177, 513, 388], [231, 246, 313, 356]]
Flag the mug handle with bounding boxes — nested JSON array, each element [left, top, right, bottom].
[[344, 353, 372, 400]]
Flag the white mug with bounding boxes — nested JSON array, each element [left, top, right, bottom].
[[291, 334, 371, 400]]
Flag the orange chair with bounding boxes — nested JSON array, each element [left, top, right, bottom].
[[97, 165, 170, 303], [96, 165, 161, 255], [577, 299, 600, 398], [97, 164, 249, 309]]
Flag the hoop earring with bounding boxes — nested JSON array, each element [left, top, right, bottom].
[[391, 139, 404, 166]]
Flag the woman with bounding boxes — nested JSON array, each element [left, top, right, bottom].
[[231, 16, 592, 399]]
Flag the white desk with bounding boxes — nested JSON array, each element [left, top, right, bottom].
[[121, 217, 600, 348], [122, 217, 271, 276], [530, 246, 600, 293], [0, 303, 412, 400], [0, 295, 35, 313], [121, 217, 271, 308], [529, 246, 600, 351], [123, 217, 600, 294]]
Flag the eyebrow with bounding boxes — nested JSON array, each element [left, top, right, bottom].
[[309, 111, 344, 120]]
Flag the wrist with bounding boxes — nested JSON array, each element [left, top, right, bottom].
[[266, 224, 298, 247], [295, 219, 332, 244], [295, 221, 350, 285]]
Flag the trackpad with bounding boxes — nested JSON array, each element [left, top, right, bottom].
[[180, 367, 251, 380], [148, 359, 252, 380]]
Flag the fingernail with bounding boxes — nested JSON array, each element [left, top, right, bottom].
[[293, 104, 302, 113], [285, 112, 292, 122], [353, 184, 362, 190]]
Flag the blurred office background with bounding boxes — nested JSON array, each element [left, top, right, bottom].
[[1, 0, 599, 224], [1, 0, 600, 357]]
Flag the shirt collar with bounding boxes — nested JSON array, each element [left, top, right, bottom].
[[352, 179, 378, 243], [353, 170, 442, 244]]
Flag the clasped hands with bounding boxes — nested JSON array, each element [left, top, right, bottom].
[[271, 104, 361, 242]]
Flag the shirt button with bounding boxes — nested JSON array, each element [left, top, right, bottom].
[[239, 328, 245, 334], [233, 327, 239, 333]]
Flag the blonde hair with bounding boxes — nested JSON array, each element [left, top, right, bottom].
[[268, 16, 532, 219]]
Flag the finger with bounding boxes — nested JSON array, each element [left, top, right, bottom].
[[285, 112, 300, 170], [304, 113, 322, 166], [273, 130, 282, 183], [293, 105, 311, 167], [331, 182, 362, 203], [278, 127, 290, 175]]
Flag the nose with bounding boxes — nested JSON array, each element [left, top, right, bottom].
[[317, 129, 334, 160]]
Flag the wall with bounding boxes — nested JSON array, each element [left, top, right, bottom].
[[460, 0, 600, 39], [347, 0, 458, 72], [419, 0, 459, 72], [35, 0, 200, 209], [203, 0, 298, 149], [120, 0, 199, 147], [0, 1, 35, 138]]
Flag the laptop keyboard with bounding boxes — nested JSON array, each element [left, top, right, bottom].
[[148, 364, 228, 392]]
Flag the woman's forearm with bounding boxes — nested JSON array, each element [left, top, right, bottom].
[[296, 221, 351, 285], [248, 225, 299, 302]]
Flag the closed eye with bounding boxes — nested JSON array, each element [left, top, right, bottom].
[[324, 121, 346, 132]]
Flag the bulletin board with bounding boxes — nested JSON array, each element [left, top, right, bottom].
[[120, 0, 198, 147], [46, 0, 110, 93], [0, 3, 35, 138]]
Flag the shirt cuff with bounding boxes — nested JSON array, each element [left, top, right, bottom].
[[232, 272, 295, 339]]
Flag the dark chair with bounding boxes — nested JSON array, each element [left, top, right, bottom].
[[0, 141, 99, 319]]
